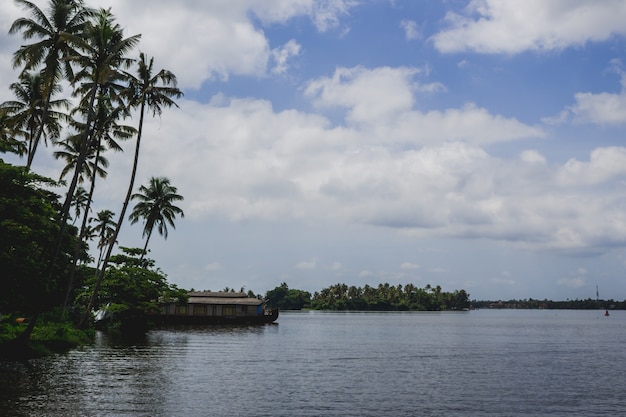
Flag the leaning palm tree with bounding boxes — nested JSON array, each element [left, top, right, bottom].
[[80, 55, 182, 326], [52, 9, 140, 328], [129, 176, 185, 258], [109, 53, 182, 259], [10, 0, 93, 169], [58, 95, 134, 316]]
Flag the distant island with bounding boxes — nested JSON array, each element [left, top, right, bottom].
[[265, 282, 470, 311], [264, 283, 625, 311]]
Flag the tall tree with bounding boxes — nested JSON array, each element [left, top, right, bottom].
[[90, 209, 116, 270], [81, 55, 182, 326], [58, 95, 134, 315], [70, 186, 90, 225], [100, 54, 182, 271], [128, 176, 185, 259], [49, 7, 139, 273], [0, 71, 67, 164], [10, 0, 93, 169], [48, 8, 141, 330]]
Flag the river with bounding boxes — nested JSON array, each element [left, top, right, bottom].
[[1, 309, 625, 416]]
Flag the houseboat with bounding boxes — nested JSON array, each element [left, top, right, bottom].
[[157, 291, 279, 325]]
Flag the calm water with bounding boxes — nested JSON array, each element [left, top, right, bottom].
[[1, 309, 625, 416]]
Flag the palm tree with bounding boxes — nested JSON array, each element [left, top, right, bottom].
[[129, 177, 185, 258], [58, 93, 134, 316], [0, 108, 27, 155], [52, 8, 140, 328], [0, 71, 67, 165], [10, 0, 93, 169], [109, 53, 182, 259], [70, 186, 90, 225], [80, 54, 182, 325], [90, 209, 116, 270]]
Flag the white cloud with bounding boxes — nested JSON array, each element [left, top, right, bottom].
[[0, 0, 359, 90], [304, 66, 543, 144], [271, 39, 302, 75], [432, 0, 626, 54], [557, 147, 626, 186], [570, 90, 626, 125], [400, 19, 421, 41]]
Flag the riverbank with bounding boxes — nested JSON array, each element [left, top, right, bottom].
[[0, 320, 94, 361]]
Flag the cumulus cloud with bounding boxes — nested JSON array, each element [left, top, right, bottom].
[[570, 90, 626, 125], [431, 0, 626, 54], [556, 147, 626, 186], [304, 66, 542, 144]]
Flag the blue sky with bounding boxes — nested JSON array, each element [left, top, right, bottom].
[[2, 0, 626, 300]]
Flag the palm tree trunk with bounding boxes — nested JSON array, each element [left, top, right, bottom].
[[79, 99, 146, 328], [61, 133, 102, 317], [141, 228, 152, 260]]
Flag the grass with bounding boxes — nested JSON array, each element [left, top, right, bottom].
[[0, 317, 94, 361]]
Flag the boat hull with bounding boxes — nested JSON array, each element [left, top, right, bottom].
[[152, 309, 279, 325]]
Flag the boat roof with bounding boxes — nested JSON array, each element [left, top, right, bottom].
[[187, 291, 263, 306]]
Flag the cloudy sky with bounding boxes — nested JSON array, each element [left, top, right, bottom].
[[2, 0, 626, 301]]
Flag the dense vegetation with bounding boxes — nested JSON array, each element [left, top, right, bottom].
[[265, 282, 471, 311], [0, 0, 184, 357], [472, 298, 625, 310]]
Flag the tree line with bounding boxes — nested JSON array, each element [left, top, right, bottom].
[[265, 282, 471, 311], [0, 0, 185, 344]]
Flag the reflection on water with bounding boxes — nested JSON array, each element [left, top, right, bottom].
[[1, 310, 625, 416]]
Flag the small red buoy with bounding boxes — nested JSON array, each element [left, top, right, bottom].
[[605, 310, 610, 316]]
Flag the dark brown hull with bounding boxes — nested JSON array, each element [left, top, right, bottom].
[[153, 309, 279, 325]]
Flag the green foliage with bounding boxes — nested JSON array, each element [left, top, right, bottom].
[[265, 283, 312, 310], [309, 283, 470, 311], [78, 247, 186, 332], [0, 160, 84, 315], [0, 317, 94, 360]]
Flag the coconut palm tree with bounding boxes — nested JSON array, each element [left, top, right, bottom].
[[58, 94, 135, 316], [10, 0, 93, 169], [129, 177, 185, 258], [91, 209, 116, 270], [108, 53, 182, 260], [0, 108, 27, 155], [0, 71, 68, 165], [52, 9, 140, 328], [81, 55, 182, 325], [70, 186, 90, 225], [49, 7, 139, 265]]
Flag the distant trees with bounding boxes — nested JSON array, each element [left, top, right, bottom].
[[264, 282, 470, 311], [265, 283, 311, 310]]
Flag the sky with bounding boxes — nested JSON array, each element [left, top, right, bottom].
[[2, 0, 626, 301]]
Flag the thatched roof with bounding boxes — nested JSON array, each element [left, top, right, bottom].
[[187, 291, 263, 306]]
